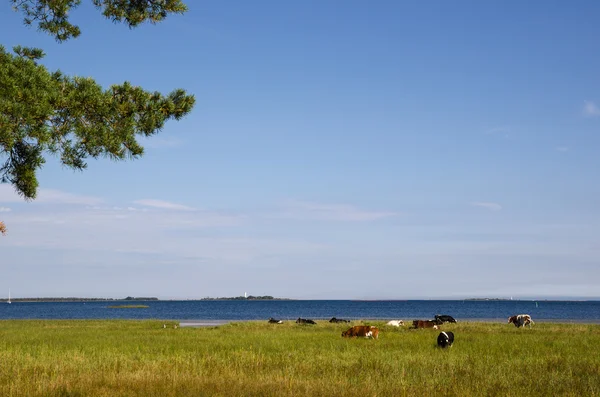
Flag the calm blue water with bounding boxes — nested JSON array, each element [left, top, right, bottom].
[[0, 300, 599, 322]]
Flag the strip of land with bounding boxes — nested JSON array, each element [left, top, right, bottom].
[[1, 297, 158, 302]]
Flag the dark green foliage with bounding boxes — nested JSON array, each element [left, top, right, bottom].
[[11, 0, 82, 42], [11, 0, 188, 42], [0, 46, 195, 199], [1, 1, 193, 201], [94, 0, 188, 28]]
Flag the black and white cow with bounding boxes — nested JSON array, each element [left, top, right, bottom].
[[434, 314, 457, 324], [296, 318, 317, 325], [437, 331, 455, 348], [329, 317, 350, 323]]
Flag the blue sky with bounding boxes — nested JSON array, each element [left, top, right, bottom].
[[1, 1, 600, 299]]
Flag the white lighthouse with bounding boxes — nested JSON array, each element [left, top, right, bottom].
[[244, 292, 248, 299]]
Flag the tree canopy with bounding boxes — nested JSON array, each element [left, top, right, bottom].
[[11, 0, 189, 42], [1, 0, 194, 201]]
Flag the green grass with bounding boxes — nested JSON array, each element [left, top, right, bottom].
[[0, 320, 598, 396], [107, 305, 149, 309]]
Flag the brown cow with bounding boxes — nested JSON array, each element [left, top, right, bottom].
[[341, 325, 379, 339], [411, 320, 439, 329]]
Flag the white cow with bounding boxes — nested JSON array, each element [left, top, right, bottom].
[[386, 320, 405, 327]]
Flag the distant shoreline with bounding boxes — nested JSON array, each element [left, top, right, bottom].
[[1, 297, 159, 303], [199, 296, 293, 301], [0, 296, 293, 303], [1, 298, 598, 303], [177, 318, 600, 326]]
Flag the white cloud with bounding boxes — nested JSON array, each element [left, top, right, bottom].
[[1, 205, 318, 264], [133, 199, 196, 211], [36, 189, 103, 205], [0, 185, 102, 205], [0, 185, 23, 203], [3, 192, 600, 299], [0, 207, 11, 212], [583, 100, 600, 117], [276, 199, 398, 221], [471, 202, 502, 211]]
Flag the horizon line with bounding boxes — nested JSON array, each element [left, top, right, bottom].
[[3, 297, 600, 302]]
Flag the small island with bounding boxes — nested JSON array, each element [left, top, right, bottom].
[[200, 295, 292, 301], [465, 298, 513, 301]]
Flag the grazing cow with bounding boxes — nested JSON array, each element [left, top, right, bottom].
[[268, 317, 283, 324], [412, 320, 439, 329], [434, 314, 457, 324], [386, 320, 405, 327], [508, 314, 534, 328], [437, 331, 455, 348], [342, 325, 379, 339], [296, 317, 317, 325], [329, 317, 350, 323]]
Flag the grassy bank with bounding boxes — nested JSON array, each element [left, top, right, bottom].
[[0, 320, 598, 396]]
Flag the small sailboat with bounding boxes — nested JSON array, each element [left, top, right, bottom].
[[7, 289, 11, 304]]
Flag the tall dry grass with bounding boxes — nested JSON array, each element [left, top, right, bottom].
[[0, 319, 598, 396]]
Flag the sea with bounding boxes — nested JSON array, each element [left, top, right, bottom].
[[1, 300, 599, 323]]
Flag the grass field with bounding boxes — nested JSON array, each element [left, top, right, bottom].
[[0, 319, 599, 396]]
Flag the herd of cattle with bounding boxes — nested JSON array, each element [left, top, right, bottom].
[[267, 313, 534, 349]]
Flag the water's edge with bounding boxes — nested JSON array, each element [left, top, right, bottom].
[[2, 300, 599, 322], [176, 318, 600, 328]]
